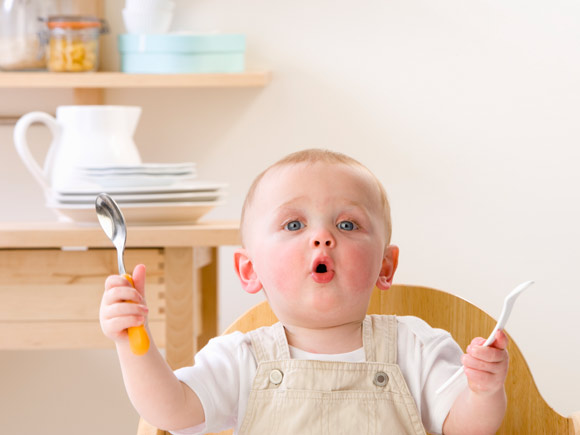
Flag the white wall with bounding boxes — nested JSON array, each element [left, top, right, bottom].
[[1, 0, 579, 433]]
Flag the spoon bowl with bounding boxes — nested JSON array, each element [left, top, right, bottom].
[[95, 193, 128, 276]]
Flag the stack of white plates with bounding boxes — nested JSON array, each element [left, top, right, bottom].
[[46, 163, 227, 225], [77, 162, 197, 188]]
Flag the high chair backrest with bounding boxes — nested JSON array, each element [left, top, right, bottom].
[[137, 284, 580, 435]]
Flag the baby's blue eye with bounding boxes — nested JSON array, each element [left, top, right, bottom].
[[337, 220, 357, 231], [285, 220, 304, 231]]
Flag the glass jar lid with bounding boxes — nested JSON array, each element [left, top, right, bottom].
[[45, 16, 109, 33]]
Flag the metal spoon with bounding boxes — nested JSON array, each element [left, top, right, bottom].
[[435, 280, 534, 395], [95, 193, 150, 356]]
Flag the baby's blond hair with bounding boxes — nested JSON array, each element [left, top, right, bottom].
[[240, 149, 392, 245]]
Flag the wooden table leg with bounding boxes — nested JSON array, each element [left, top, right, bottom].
[[163, 247, 219, 370], [197, 247, 218, 350], [164, 247, 194, 370]]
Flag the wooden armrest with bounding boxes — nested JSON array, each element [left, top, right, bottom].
[[571, 411, 580, 435]]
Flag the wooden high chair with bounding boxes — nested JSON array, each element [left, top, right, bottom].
[[137, 284, 580, 435]]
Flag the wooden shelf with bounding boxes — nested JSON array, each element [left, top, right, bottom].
[[0, 221, 240, 248], [0, 70, 271, 89]]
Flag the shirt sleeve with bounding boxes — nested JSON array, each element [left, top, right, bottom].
[[170, 331, 255, 435], [397, 316, 468, 435]]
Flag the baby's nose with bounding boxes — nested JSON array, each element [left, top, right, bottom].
[[311, 230, 335, 248]]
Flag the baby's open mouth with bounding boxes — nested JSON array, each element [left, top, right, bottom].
[[311, 259, 334, 283]]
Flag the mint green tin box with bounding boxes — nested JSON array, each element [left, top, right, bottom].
[[118, 34, 246, 73]]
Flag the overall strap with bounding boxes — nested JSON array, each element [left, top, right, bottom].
[[363, 315, 397, 364], [247, 322, 291, 363]]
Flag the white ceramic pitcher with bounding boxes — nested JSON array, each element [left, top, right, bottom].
[[14, 105, 142, 192]]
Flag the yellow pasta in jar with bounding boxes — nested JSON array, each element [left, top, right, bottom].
[[45, 17, 104, 72]]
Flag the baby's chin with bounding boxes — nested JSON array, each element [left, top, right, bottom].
[[283, 315, 367, 336], [282, 302, 367, 328]]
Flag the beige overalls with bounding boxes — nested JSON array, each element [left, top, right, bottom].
[[238, 315, 427, 435]]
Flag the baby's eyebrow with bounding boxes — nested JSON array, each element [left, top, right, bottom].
[[341, 199, 366, 209], [274, 195, 309, 212], [338, 200, 371, 214]]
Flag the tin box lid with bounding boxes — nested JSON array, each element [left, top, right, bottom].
[[118, 33, 246, 54]]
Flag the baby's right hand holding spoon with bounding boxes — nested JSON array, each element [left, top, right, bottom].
[[100, 264, 149, 347]]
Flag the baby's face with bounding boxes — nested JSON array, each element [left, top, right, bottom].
[[242, 161, 393, 329]]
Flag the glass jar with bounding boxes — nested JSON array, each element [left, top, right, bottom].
[[45, 15, 108, 72], [0, 0, 57, 71]]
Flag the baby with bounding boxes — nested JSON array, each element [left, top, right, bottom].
[[100, 149, 508, 434]]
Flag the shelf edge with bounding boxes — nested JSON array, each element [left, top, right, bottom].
[[0, 71, 271, 89]]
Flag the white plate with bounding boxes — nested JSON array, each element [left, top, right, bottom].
[[80, 162, 196, 175], [52, 191, 224, 204], [81, 173, 197, 188], [48, 201, 224, 225], [84, 169, 196, 176], [56, 181, 228, 196]]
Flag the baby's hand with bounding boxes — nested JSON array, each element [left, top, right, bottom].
[[100, 264, 149, 343], [462, 330, 509, 396]]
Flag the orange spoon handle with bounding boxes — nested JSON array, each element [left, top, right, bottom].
[[123, 273, 150, 356]]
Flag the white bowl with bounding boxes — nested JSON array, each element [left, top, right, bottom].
[[122, 8, 173, 34], [125, 0, 175, 12]]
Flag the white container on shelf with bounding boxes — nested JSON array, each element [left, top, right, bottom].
[[122, 0, 175, 34], [125, 0, 175, 11], [122, 7, 173, 34]]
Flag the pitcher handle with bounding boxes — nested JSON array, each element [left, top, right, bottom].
[[13, 112, 60, 194]]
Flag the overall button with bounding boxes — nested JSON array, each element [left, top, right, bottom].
[[269, 369, 284, 385], [373, 371, 388, 387]]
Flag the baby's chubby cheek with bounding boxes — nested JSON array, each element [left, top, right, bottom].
[[254, 246, 301, 293], [270, 270, 298, 294], [341, 248, 383, 289]]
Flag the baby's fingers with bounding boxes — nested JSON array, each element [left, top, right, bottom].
[[466, 342, 507, 363], [100, 303, 148, 339], [102, 284, 144, 306], [490, 330, 509, 350], [101, 315, 146, 339], [131, 264, 147, 298], [105, 274, 132, 291], [103, 301, 149, 320], [463, 337, 509, 395], [463, 364, 505, 394], [462, 352, 507, 373], [463, 355, 508, 395]]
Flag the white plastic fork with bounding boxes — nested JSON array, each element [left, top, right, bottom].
[[435, 280, 534, 395]]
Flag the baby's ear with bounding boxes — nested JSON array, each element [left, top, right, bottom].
[[376, 245, 399, 290], [234, 248, 263, 294]]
